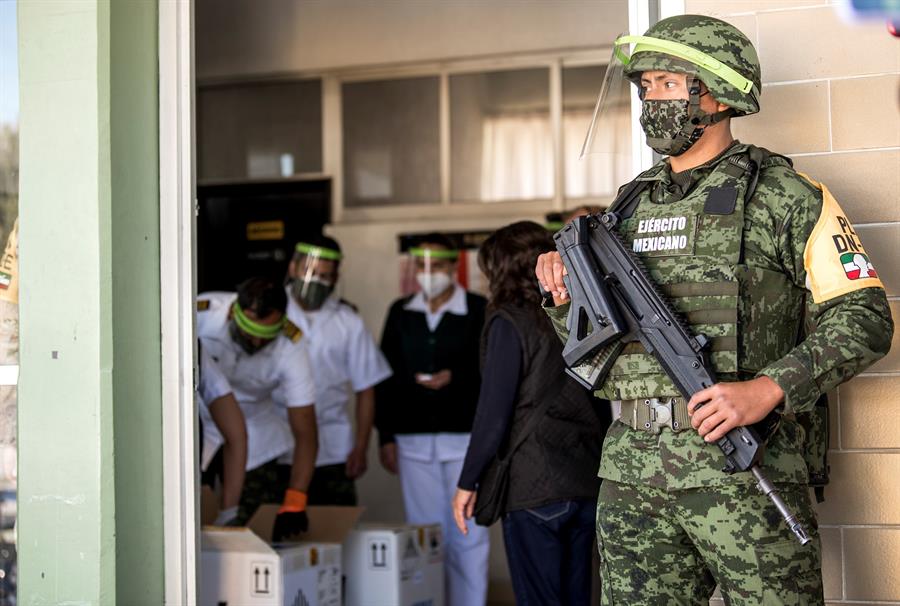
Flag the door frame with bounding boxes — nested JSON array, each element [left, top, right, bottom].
[[159, 0, 199, 603]]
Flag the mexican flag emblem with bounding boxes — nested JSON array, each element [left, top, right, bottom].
[[0, 272, 10, 290], [841, 252, 877, 281]]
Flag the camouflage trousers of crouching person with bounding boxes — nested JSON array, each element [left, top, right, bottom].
[[307, 463, 358, 506], [596, 479, 823, 605], [236, 458, 291, 525]]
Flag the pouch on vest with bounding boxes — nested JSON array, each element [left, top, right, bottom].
[[797, 394, 830, 503], [795, 290, 831, 503]]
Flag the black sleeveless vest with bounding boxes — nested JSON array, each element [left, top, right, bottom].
[[482, 305, 610, 512]]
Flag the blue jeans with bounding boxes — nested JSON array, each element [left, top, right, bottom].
[[502, 498, 596, 606]]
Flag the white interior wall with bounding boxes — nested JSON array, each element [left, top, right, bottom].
[[197, 0, 627, 80]]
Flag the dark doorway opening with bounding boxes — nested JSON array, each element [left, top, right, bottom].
[[196, 178, 331, 293]]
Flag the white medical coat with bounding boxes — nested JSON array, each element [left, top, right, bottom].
[[197, 292, 316, 471], [282, 293, 392, 466]]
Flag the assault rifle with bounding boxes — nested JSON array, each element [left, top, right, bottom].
[[553, 212, 811, 545]]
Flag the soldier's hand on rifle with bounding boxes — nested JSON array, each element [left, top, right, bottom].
[[535, 251, 569, 305], [687, 376, 785, 443]]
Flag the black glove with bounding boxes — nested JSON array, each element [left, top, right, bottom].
[[272, 510, 309, 542]]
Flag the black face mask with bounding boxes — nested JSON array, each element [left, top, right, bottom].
[[229, 320, 270, 355], [291, 278, 334, 311]]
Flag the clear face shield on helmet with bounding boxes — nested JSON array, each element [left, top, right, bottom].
[[289, 242, 342, 311], [404, 246, 459, 301], [580, 37, 635, 161]]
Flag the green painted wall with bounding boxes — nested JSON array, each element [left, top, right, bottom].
[[17, 0, 163, 603], [109, 0, 163, 603]]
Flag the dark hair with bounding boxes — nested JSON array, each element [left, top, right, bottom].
[[478, 221, 553, 320], [236, 276, 287, 317], [415, 232, 456, 251]]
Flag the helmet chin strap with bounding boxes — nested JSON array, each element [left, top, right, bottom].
[[669, 77, 734, 157]]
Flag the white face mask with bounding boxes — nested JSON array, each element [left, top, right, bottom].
[[416, 271, 453, 300]]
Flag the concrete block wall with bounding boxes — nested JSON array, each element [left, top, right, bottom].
[[683, 2, 900, 604]]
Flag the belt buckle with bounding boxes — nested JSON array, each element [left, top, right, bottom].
[[642, 397, 680, 434]]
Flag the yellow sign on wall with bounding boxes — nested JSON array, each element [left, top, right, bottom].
[[246, 220, 285, 241]]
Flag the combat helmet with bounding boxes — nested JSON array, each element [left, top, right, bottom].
[[621, 15, 761, 116], [580, 15, 762, 159]]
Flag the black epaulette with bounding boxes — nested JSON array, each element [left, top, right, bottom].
[[339, 298, 359, 313], [283, 319, 304, 343], [197, 299, 210, 311], [636, 162, 667, 180]]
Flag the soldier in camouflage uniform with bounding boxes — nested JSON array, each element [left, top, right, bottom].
[[535, 15, 894, 605]]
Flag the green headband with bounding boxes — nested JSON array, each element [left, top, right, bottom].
[[410, 247, 459, 260], [615, 34, 754, 94], [544, 221, 564, 232], [295, 242, 343, 261], [232, 302, 285, 339]]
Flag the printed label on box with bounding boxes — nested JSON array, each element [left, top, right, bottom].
[[368, 539, 390, 570], [251, 561, 274, 596]]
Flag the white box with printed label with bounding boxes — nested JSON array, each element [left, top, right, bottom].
[[199, 503, 361, 606], [343, 523, 444, 606]]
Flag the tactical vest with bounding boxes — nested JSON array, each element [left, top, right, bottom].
[[595, 144, 805, 401]]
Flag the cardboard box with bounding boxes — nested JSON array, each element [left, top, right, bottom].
[[344, 523, 444, 606], [200, 505, 362, 606]]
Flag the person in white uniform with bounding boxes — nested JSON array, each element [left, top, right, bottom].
[[198, 346, 248, 526], [281, 235, 392, 505], [197, 277, 318, 541], [375, 233, 489, 606]]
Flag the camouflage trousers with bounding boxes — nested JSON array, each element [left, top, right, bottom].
[[307, 463, 358, 506], [235, 459, 290, 525], [596, 479, 823, 605]]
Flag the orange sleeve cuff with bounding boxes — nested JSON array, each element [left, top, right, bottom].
[[279, 489, 308, 514]]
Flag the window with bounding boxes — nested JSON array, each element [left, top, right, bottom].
[[450, 68, 552, 203], [342, 77, 441, 207], [563, 65, 632, 198], [197, 80, 323, 181]]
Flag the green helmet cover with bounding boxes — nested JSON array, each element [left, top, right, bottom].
[[623, 15, 762, 116]]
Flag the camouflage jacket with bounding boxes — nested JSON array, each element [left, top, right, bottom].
[[546, 142, 893, 490]]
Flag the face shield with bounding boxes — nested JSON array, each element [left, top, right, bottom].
[[289, 242, 342, 311], [229, 301, 284, 355], [582, 34, 754, 158], [580, 40, 634, 161], [405, 246, 459, 300]]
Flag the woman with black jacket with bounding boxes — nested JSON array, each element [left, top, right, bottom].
[[452, 221, 611, 606]]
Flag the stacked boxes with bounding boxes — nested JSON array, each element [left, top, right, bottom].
[[199, 499, 445, 606]]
